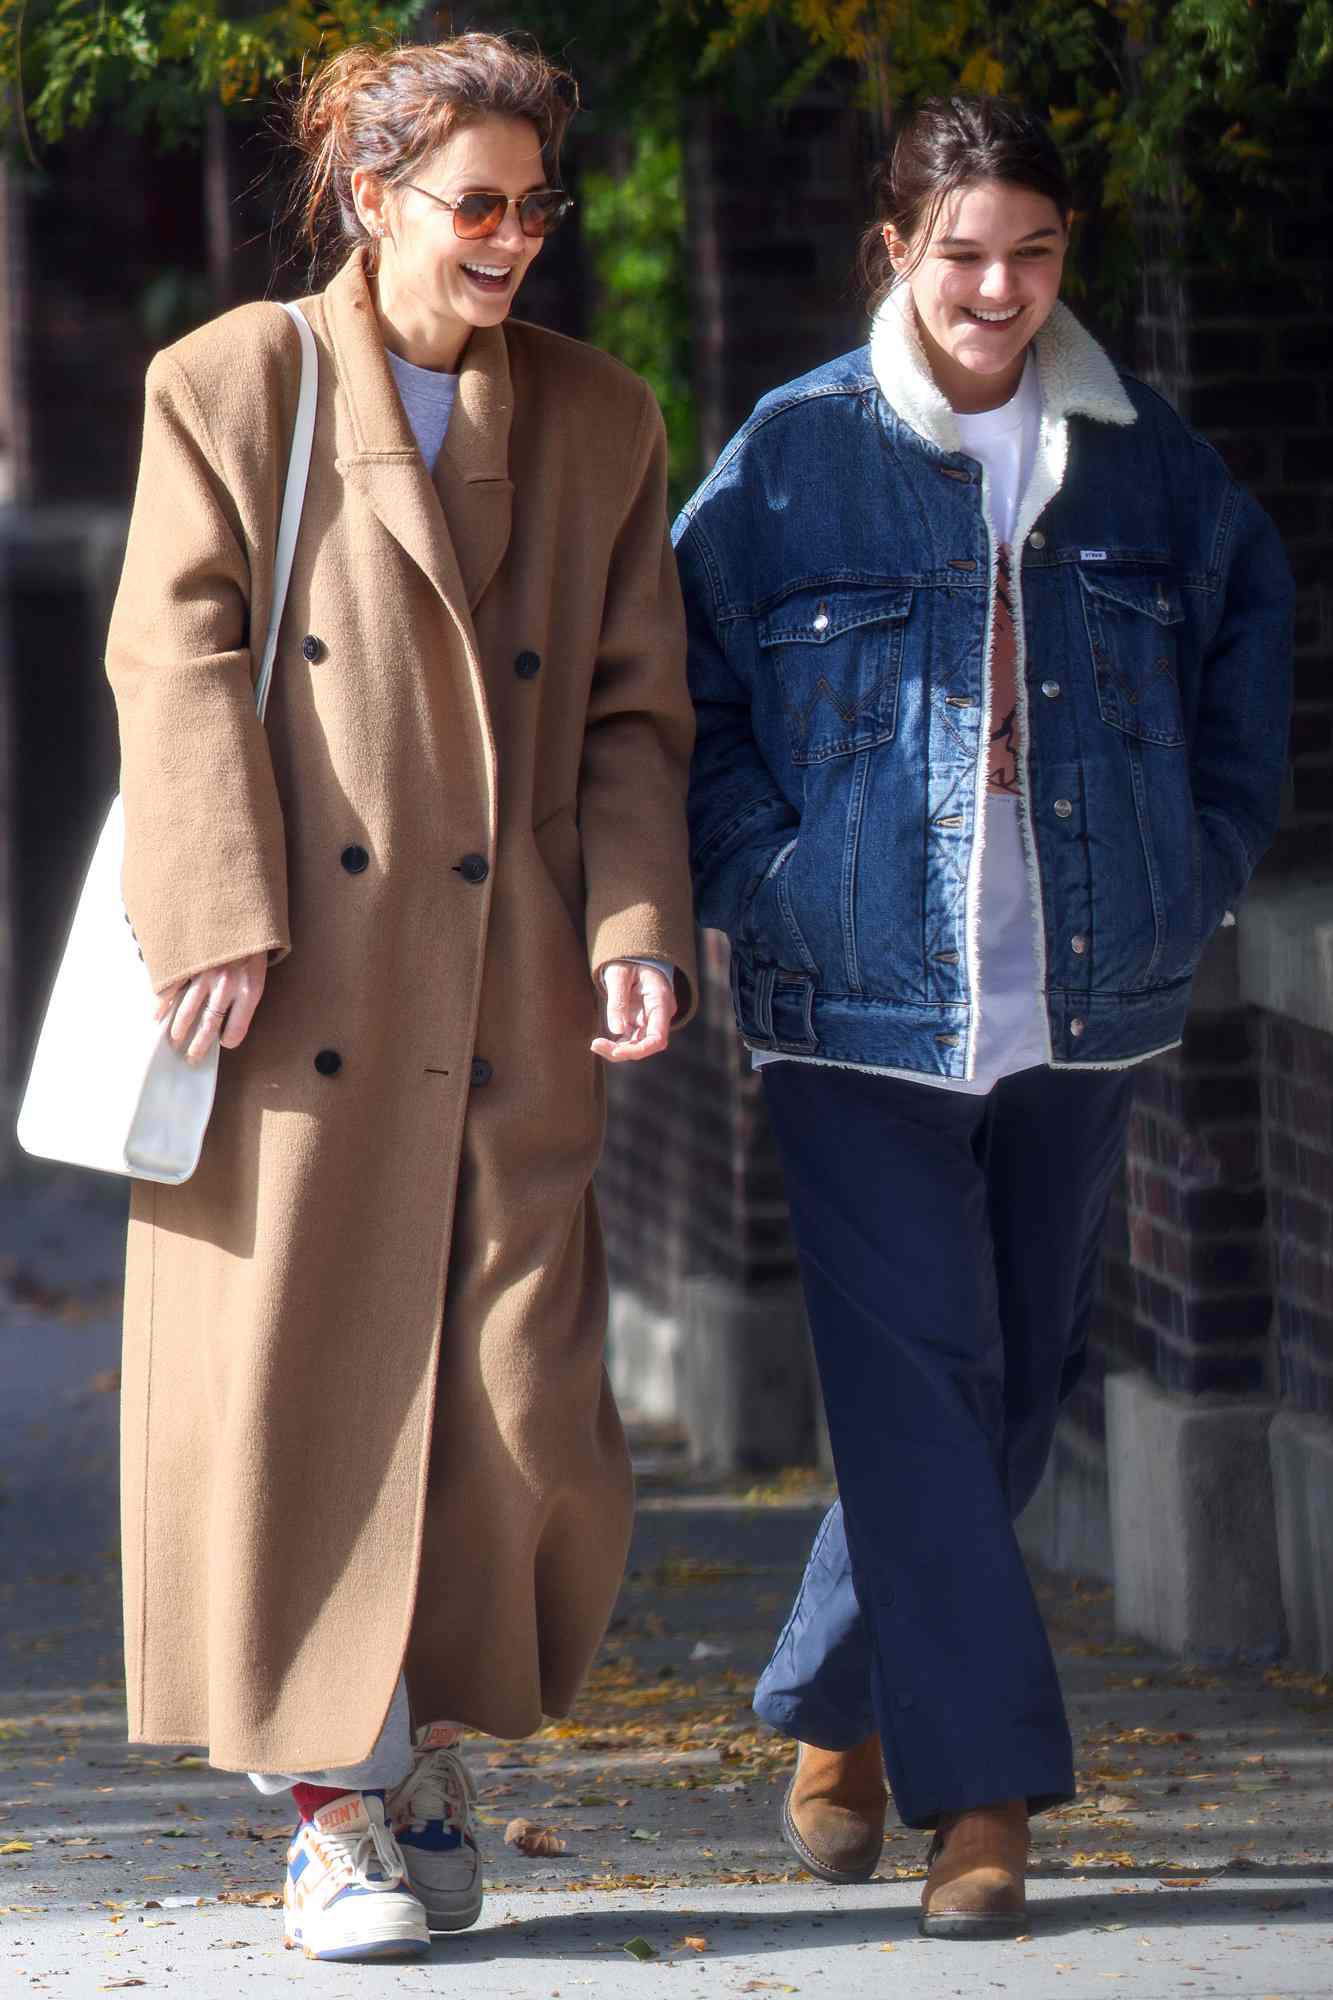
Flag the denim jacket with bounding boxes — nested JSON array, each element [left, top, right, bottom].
[[674, 288, 1293, 1081]]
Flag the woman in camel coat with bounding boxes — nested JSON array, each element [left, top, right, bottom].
[[105, 32, 696, 1961]]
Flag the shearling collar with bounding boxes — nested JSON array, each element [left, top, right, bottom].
[[868, 281, 1136, 456]]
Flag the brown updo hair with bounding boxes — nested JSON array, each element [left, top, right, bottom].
[[291, 33, 578, 273], [860, 95, 1072, 313]]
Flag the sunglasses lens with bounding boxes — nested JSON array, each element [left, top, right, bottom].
[[453, 193, 507, 239], [519, 192, 572, 237]]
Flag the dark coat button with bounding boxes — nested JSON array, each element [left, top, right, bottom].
[[340, 845, 369, 875], [458, 853, 490, 884], [302, 635, 325, 663], [470, 1057, 493, 1087], [313, 1049, 342, 1077], [515, 650, 541, 679]]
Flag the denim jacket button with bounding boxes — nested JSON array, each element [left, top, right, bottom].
[[1071, 934, 1087, 955], [1054, 797, 1073, 819], [812, 612, 830, 632], [1041, 679, 1061, 698], [1028, 529, 1046, 550], [1070, 1017, 1087, 1038]]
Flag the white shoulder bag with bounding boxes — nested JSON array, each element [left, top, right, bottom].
[[17, 301, 318, 1185]]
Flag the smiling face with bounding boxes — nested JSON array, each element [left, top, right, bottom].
[[352, 114, 550, 372], [885, 180, 1068, 413]]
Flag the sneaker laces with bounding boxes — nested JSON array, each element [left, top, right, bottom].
[[398, 1745, 477, 1831], [313, 1800, 405, 1891]]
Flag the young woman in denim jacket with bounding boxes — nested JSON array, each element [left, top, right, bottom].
[[675, 96, 1292, 1938]]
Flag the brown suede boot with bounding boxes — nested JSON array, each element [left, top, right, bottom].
[[781, 1736, 888, 1884], [919, 1798, 1029, 1938]]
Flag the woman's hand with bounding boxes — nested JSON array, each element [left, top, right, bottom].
[[591, 962, 676, 1063], [155, 952, 268, 1066]]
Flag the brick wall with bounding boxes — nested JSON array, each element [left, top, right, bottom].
[[599, 931, 798, 1321], [1089, 995, 1273, 1406], [683, 90, 869, 466], [1069, 115, 1333, 1463]]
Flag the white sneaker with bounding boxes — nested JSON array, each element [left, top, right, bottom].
[[386, 1725, 483, 1932], [283, 1791, 430, 1961]]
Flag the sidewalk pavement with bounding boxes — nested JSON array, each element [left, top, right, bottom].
[[2, 1165, 1331, 1996]]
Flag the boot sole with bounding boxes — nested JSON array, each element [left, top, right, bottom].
[[918, 1910, 1027, 1941], [418, 1890, 484, 1934], [780, 1778, 881, 1886]]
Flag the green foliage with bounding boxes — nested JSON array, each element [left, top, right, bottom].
[[0, 1, 421, 151], [672, 0, 1333, 320], [581, 121, 697, 507]]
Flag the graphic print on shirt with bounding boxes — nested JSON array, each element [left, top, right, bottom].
[[988, 544, 1021, 795]]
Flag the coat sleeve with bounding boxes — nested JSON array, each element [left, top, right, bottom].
[[1191, 479, 1294, 934], [105, 344, 291, 994], [579, 389, 698, 1025], [675, 511, 798, 942]]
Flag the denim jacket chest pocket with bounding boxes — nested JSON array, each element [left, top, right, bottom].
[[1078, 568, 1187, 746], [757, 586, 912, 764]]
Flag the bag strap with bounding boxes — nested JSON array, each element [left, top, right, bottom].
[[254, 301, 319, 724]]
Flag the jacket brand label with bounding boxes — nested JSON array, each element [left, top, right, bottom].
[[1080, 549, 1108, 560]]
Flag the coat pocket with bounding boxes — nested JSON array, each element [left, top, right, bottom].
[[1078, 568, 1186, 746], [758, 586, 911, 765]]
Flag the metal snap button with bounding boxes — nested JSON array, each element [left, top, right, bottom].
[[1054, 798, 1073, 819], [1028, 530, 1046, 550], [1070, 1018, 1086, 1039], [1071, 934, 1087, 955], [1041, 679, 1061, 699], [812, 608, 830, 633]]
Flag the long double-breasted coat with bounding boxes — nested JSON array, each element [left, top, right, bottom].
[[106, 248, 698, 1775]]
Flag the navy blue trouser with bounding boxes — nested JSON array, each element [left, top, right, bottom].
[[753, 1060, 1134, 1830]]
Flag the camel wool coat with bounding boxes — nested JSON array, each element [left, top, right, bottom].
[[106, 248, 698, 1774]]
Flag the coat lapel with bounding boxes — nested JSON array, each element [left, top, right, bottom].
[[435, 330, 514, 611], [320, 250, 514, 617]]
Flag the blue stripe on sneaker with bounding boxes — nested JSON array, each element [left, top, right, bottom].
[[288, 1848, 311, 1884]]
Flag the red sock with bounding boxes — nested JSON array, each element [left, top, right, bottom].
[[291, 1783, 349, 1822]]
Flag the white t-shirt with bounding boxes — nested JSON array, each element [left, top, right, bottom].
[[950, 354, 1048, 1093], [754, 354, 1048, 1090]]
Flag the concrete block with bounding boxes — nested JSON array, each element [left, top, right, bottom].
[[1269, 1409, 1333, 1673], [1105, 1370, 1286, 1661], [606, 1286, 682, 1427], [676, 1274, 815, 1477], [1017, 1416, 1113, 1581], [1237, 874, 1333, 1037]]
